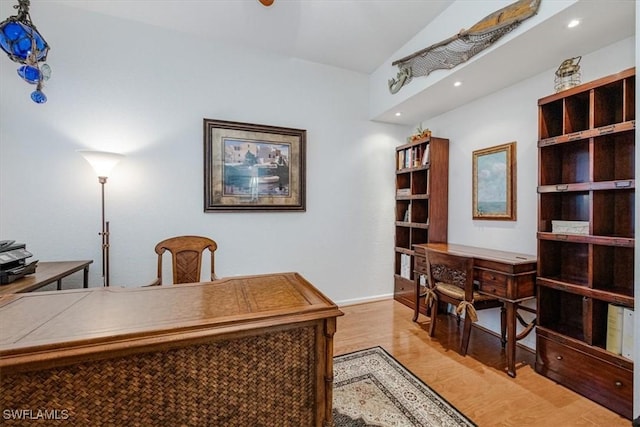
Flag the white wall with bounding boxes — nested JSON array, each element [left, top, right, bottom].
[[423, 37, 636, 349], [0, 3, 409, 304]]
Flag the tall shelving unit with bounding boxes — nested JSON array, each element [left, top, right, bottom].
[[394, 136, 449, 309], [535, 68, 635, 419]]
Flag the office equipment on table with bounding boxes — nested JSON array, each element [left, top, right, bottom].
[[0, 272, 343, 426], [413, 242, 536, 378], [0, 242, 37, 285], [419, 248, 505, 356], [0, 260, 92, 295], [151, 235, 218, 286]]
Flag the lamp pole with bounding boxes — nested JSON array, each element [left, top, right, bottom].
[[78, 150, 123, 288], [99, 176, 110, 287]]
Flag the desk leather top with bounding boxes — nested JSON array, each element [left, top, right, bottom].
[[0, 272, 342, 369]]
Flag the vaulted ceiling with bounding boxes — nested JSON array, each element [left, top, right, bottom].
[[40, 1, 637, 123]]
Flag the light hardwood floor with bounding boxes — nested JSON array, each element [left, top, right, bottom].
[[333, 299, 630, 426]]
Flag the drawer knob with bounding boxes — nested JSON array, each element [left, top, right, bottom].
[[615, 381, 623, 388], [556, 356, 563, 361]]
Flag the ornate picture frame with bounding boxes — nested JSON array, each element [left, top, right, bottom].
[[204, 119, 306, 212], [472, 141, 516, 220]]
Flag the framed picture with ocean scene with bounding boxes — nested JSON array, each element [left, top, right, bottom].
[[204, 119, 306, 212], [472, 141, 516, 220]]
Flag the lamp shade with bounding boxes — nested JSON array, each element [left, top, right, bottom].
[[78, 150, 124, 178]]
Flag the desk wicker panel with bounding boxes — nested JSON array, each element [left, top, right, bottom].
[[2, 327, 316, 426]]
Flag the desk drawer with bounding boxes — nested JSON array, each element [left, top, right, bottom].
[[414, 255, 428, 274], [476, 270, 507, 297], [536, 332, 632, 418]]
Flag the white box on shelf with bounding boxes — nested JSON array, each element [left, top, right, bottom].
[[606, 304, 624, 355], [622, 307, 634, 361], [551, 220, 589, 235]]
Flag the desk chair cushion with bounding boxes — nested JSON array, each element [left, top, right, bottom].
[[433, 282, 496, 302], [431, 281, 496, 323]]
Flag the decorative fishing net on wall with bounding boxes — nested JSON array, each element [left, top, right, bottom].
[[388, 0, 541, 94]]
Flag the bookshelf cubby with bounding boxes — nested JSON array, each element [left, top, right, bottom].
[[393, 136, 449, 309], [535, 67, 635, 419]]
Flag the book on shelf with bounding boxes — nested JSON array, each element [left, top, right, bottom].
[[397, 150, 405, 170], [404, 204, 411, 222], [396, 188, 411, 196], [400, 254, 411, 279], [606, 303, 624, 355], [622, 307, 634, 361], [413, 146, 422, 167], [398, 145, 426, 169], [422, 144, 430, 165]]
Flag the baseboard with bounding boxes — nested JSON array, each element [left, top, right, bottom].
[[336, 293, 394, 307]]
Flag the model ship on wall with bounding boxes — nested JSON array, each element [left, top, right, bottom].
[[388, 0, 541, 94]]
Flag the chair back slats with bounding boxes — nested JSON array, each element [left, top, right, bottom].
[[175, 250, 201, 284], [155, 235, 218, 285], [425, 249, 474, 301]]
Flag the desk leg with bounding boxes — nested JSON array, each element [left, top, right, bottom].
[[505, 301, 517, 378], [412, 276, 420, 322], [56, 279, 62, 291], [323, 318, 337, 427], [83, 266, 89, 288]]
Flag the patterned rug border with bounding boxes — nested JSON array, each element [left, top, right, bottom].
[[334, 346, 477, 427]]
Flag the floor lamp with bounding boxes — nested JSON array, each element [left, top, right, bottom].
[[78, 150, 124, 287]]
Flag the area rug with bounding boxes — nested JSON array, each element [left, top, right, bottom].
[[333, 347, 476, 427]]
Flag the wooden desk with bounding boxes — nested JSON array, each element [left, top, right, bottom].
[[413, 243, 537, 377], [0, 260, 92, 295], [0, 272, 342, 426]]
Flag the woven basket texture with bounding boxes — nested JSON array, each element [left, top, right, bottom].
[[2, 326, 316, 426]]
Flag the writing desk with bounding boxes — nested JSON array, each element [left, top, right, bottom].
[[413, 242, 537, 377], [0, 260, 93, 295], [0, 272, 342, 426], [0, 260, 92, 295]]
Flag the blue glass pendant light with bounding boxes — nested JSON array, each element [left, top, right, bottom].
[[0, 0, 50, 104]]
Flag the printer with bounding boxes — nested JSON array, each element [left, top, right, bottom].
[[0, 241, 38, 285]]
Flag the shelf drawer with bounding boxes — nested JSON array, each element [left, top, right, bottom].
[[476, 269, 507, 298], [536, 333, 632, 418], [394, 275, 414, 307]]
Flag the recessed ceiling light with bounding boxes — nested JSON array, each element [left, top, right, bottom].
[[454, 81, 462, 87], [395, 112, 402, 117], [568, 19, 580, 28]]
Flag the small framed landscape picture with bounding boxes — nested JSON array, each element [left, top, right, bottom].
[[472, 141, 516, 220], [204, 119, 306, 212]]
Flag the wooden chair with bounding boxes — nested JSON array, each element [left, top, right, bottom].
[[420, 248, 505, 355], [151, 236, 218, 286]]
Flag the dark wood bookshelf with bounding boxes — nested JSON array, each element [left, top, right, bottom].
[[394, 136, 449, 309], [535, 67, 635, 419]]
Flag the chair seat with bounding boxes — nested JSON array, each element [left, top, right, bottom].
[[435, 281, 496, 302]]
